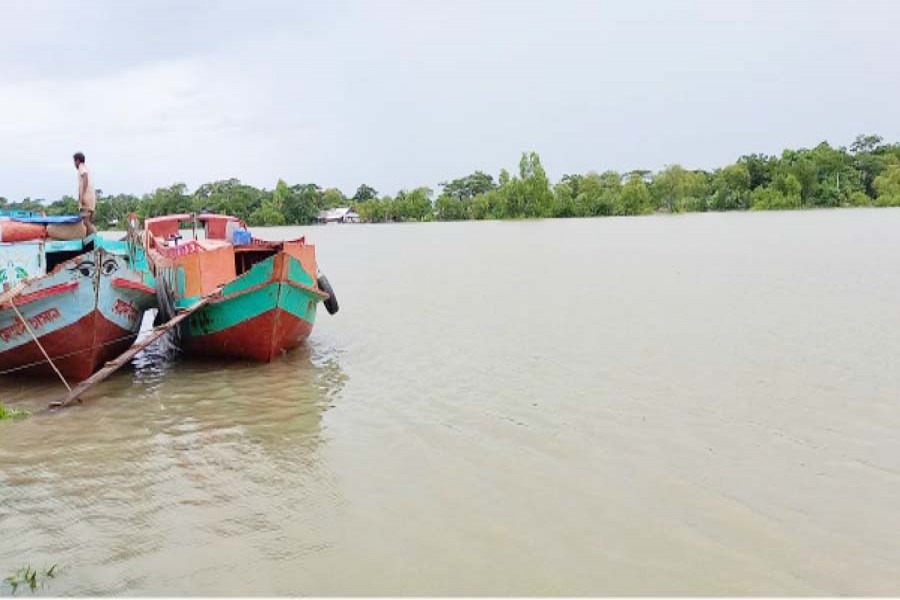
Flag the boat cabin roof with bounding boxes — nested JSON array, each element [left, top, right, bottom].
[[145, 213, 243, 242], [144, 213, 241, 225]]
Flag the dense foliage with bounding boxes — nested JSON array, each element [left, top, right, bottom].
[[2, 135, 900, 227]]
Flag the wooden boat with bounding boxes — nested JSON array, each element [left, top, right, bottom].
[[143, 213, 337, 362], [0, 226, 157, 381]]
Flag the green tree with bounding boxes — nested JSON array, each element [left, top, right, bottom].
[[435, 193, 471, 220], [440, 171, 496, 200], [470, 192, 492, 220], [321, 188, 345, 209], [552, 179, 577, 218], [437, 171, 496, 220], [96, 193, 140, 228], [392, 187, 433, 221], [751, 174, 802, 210], [352, 184, 378, 203], [618, 174, 652, 215], [873, 160, 900, 207], [355, 197, 387, 222], [284, 183, 321, 224], [192, 179, 263, 221], [3, 197, 43, 213], [141, 183, 191, 217], [776, 148, 819, 206], [506, 152, 553, 218], [593, 171, 623, 216], [711, 164, 752, 211], [849, 135, 888, 197], [850, 134, 883, 154], [45, 196, 79, 216], [564, 171, 620, 216], [846, 191, 872, 207], [248, 179, 288, 225], [737, 154, 774, 190], [807, 142, 856, 206], [651, 165, 710, 212]]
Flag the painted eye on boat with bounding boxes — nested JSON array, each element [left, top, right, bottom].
[[69, 261, 95, 277], [101, 259, 119, 276]]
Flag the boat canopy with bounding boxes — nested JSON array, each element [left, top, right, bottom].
[[145, 213, 244, 241]]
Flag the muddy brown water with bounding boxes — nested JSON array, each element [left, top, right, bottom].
[[2, 210, 899, 595]]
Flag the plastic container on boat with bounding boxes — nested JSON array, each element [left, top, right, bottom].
[[233, 228, 251, 245]]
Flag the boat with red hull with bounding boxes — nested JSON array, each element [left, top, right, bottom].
[[144, 213, 337, 362], [0, 235, 156, 381]]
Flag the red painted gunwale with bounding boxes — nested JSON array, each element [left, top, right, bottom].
[[111, 277, 155, 295], [1, 282, 78, 308]]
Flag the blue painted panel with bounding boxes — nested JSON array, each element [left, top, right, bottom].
[[0, 210, 41, 219], [12, 215, 82, 225], [45, 239, 86, 253]]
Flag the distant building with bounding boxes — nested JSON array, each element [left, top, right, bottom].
[[317, 207, 360, 224]]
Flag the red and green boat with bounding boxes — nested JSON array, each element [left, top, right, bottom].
[[144, 213, 337, 362]]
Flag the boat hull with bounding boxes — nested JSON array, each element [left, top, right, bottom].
[[182, 251, 323, 362], [184, 303, 313, 362], [0, 249, 156, 381]]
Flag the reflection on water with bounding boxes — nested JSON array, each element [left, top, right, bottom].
[[1, 325, 345, 595], [3, 211, 900, 594]]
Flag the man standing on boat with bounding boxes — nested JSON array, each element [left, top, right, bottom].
[[73, 152, 97, 234]]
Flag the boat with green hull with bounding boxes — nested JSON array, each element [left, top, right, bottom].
[[144, 213, 337, 362]]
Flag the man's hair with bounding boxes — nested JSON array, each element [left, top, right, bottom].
[[73, 152, 85, 163]]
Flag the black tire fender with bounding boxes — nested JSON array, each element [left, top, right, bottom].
[[152, 274, 183, 353], [318, 274, 339, 315], [154, 275, 177, 326]]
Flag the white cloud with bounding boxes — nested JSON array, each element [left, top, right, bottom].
[[1, 0, 899, 202], [0, 56, 307, 198]]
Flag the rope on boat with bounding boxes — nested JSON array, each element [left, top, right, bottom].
[[8, 300, 72, 391]]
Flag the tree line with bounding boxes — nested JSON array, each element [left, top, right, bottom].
[[2, 134, 900, 228]]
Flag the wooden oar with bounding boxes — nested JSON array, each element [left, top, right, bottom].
[[47, 293, 217, 410]]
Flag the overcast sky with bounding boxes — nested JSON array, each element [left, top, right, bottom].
[[2, 0, 899, 201]]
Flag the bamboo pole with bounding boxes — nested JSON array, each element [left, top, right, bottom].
[[48, 292, 218, 410]]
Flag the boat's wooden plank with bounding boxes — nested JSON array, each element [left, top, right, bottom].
[[47, 292, 217, 410]]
